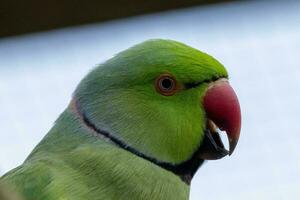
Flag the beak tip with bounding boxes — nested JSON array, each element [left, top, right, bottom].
[[228, 137, 239, 156]]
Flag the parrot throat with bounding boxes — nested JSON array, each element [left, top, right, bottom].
[[71, 98, 204, 185]]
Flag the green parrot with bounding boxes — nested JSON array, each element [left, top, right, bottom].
[[0, 39, 241, 200]]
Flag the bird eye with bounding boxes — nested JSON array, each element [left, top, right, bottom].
[[155, 74, 177, 96]]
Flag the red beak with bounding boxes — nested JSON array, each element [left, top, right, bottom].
[[199, 78, 241, 160]]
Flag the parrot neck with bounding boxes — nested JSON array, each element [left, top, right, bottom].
[[25, 103, 190, 200], [71, 98, 204, 185]]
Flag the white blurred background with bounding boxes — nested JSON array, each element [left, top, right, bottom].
[[1, 0, 300, 199]]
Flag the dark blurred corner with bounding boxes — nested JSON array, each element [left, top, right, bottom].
[[0, 0, 235, 38]]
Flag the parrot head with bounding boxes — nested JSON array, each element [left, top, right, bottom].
[[73, 39, 241, 184]]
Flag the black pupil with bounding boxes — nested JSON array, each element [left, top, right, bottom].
[[161, 78, 173, 90]]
